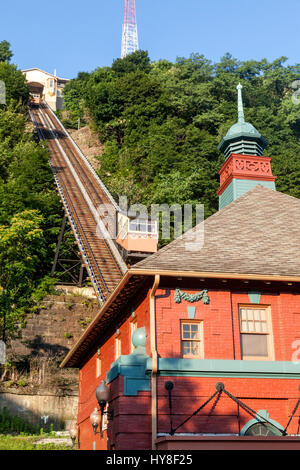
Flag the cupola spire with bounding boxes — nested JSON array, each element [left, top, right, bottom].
[[218, 84, 268, 161], [237, 83, 245, 124], [217, 84, 276, 210]]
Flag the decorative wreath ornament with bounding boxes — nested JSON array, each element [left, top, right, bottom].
[[174, 288, 209, 305]]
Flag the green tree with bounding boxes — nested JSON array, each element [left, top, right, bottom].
[[111, 50, 151, 76], [63, 52, 300, 245], [0, 41, 13, 63], [0, 211, 46, 341], [62, 71, 90, 127], [0, 62, 29, 105]]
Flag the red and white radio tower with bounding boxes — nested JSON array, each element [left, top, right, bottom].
[[121, 0, 139, 59]]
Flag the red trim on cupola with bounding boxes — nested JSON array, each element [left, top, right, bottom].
[[217, 153, 277, 196]]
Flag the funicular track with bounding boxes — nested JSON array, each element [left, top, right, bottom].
[[29, 102, 127, 303]]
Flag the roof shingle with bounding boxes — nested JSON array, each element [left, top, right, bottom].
[[133, 186, 300, 278]]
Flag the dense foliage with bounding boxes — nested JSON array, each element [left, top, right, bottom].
[[0, 45, 62, 342], [1, 45, 300, 339], [63, 51, 300, 224]]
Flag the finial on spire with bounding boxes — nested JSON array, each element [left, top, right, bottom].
[[237, 83, 245, 124]]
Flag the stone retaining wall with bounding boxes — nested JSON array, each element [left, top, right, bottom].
[[10, 289, 99, 357], [1, 287, 100, 430]]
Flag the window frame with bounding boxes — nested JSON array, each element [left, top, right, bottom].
[[180, 320, 204, 359], [96, 353, 101, 378], [238, 304, 275, 361], [115, 332, 121, 360], [130, 317, 137, 353], [128, 218, 158, 235]]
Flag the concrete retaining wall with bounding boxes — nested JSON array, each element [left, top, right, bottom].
[[0, 391, 78, 430]]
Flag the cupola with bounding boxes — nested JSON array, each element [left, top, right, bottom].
[[217, 84, 276, 209]]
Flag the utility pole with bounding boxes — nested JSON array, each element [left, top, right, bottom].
[[121, 0, 139, 59]]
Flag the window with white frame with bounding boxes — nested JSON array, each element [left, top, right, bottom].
[[239, 306, 274, 360], [181, 321, 203, 358], [129, 219, 157, 234]]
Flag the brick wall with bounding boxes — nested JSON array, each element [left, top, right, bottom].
[[78, 290, 151, 449], [156, 288, 234, 359], [157, 376, 300, 436], [155, 286, 300, 361], [77, 281, 300, 450]]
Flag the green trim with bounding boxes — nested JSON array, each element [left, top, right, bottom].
[[124, 377, 151, 396], [187, 306, 196, 319], [107, 353, 300, 395], [219, 181, 234, 210], [235, 179, 275, 199], [248, 291, 261, 304], [107, 350, 150, 396], [145, 358, 300, 380], [174, 288, 209, 304], [233, 178, 237, 201], [219, 180, 276, 209]]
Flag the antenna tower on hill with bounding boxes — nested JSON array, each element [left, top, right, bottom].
[[121, 0, 139, 59]]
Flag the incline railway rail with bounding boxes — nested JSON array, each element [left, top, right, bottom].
[[29, 101, 128, 304]]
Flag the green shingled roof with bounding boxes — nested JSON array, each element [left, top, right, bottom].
[[218, 83, 268, 155]]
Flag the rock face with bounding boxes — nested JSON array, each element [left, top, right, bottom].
[[0, 289, 100, 430], [10, 291, 99, 358]]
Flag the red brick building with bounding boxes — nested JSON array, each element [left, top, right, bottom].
[[61, 85, 300, 451]]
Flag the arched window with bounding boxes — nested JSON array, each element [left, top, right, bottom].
[[245, 422, 282, 436], [240, 410, 284, 436]]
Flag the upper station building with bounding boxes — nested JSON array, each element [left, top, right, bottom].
[[61, 85, 300, 451], [22, 68, 69, 111]]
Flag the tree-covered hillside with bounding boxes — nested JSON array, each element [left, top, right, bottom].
[[63, 51, 300, 222], [0, 41, 62, 341], [1, 44, 300, 339]]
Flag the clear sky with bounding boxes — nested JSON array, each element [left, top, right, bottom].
[[0, 0, 299, 79]]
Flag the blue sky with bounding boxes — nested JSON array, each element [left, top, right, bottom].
[[1, 0, 299, 79]]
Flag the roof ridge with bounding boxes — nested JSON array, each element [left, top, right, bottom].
[[22, 68, 70, 80]]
